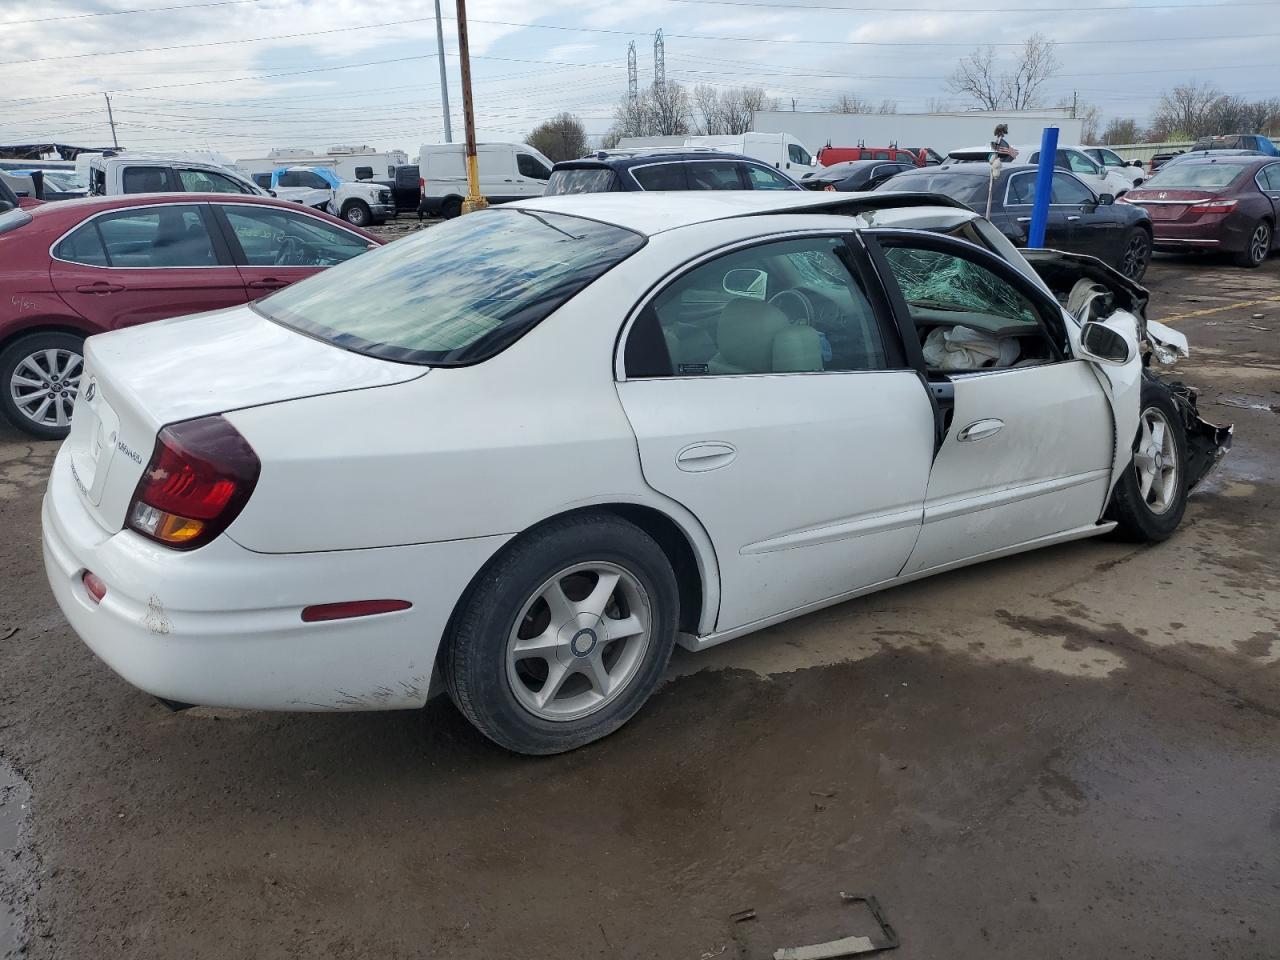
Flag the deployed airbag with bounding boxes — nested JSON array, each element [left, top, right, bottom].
[[922, 324, 1020, 369]]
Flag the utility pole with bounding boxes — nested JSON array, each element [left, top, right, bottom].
[[1071, 90, 1078, 119], [103, 93, 119, 149], [455, 0, 486, 212], [434, 0, 452, 142]]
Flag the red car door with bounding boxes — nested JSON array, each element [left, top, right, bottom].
[[49, 202, 246, 331], [211, 202, 375, 298]]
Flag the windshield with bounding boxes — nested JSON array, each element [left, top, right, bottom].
[[544, 168, 621, 196], [876, 171, 989, 206], [1143, 162, 1252, 190], [255, 208, 645, 366]]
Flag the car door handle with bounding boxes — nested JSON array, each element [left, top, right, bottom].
[[1066, 215, 1081, 221], [1016, 216, 1032, 223], [675, 441, 737, 472], [75, 282, 125, 294], [247, 278, 288, 289], [957, 418, 1004, 442]]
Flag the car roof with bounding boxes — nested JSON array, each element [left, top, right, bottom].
[[555, 151, 760, 170], [1154, 154, 1271, 168], [21, 192, 382, 238], [508, 190, 973, 236]]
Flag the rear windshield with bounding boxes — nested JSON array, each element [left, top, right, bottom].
[[875, 171, 989, 205], [1144, 162, 1251, 190], [254, 208, 644, 366], [545, 168, 621, 196]]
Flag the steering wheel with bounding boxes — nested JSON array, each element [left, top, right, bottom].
[[769, 288, 815, 325], [274, 234, 308, 266]]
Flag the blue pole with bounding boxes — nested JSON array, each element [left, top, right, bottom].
[[1027, 125, 1058, 248]]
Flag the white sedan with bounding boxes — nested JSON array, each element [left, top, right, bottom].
[[42, 191, 1229, 755]]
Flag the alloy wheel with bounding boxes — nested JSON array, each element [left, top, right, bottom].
[[505, 561, 652, 722], [1133, 406, 1178, 515], [1121, 232, 1149, 279], [1250, 223, 1271, 265], [9, 348, 82, 430]]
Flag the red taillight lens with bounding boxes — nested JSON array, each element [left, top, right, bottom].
[[126, 416, 260, 550], [1191, 198, 1237, 215], [301, 600, 412, 622], [82, 570, 107, 604], [419, 176, 425, 197]]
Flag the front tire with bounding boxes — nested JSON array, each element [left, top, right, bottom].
[[0, 331, 85, 440], [443, 512, 679, 755], [440, 196, 463, 220], [1105, 381, 1188, 542], [1233, 219, 1272, 268], [342, 200, 372, 227], [1118, 227, 1151, 281]]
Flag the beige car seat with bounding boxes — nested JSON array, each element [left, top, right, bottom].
[[708, 298, 823, 374]]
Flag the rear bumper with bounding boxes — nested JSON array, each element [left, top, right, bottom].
[[1151, 213, 1252, 252], [42, 446, 509, 711]]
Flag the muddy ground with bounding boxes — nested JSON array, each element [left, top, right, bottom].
[[1, 252, 1278, 959]]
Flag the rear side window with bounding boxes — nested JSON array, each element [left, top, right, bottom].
[[121, 167, 171, 193], [54, 222, 109, 265], [251, 173, 272, 189], [1006, 172, 1036, 205], [632, 163, 689, 191], [545, 168, 621, 195], [744, 164, 796, 191], [686, 162, 745, 190], [93, 206, 218, 268], [1260, 164, 1280, 190], [254, 209, 644, 366]]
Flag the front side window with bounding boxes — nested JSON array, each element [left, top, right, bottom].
[[1063, 150, 1100, 175], [90, 205, 217, 268], [878, 243, 1051, 370], [1098, 149, 1125, 168], [788, 143, 812, 166], [178, 168, 252, 194], [744, 164, 797, 191], [516, 154, 551, 180], [1051, 172, 1095, 204], [255, 209, 644, 366], [627, 236, 889, 377], [631, 163, 688, 191], [222, 205, 369, 266], [686, 161, 745, 190], [121, 166, 171, 194], [545, 168, 621, 195]]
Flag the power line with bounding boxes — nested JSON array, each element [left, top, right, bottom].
[[1, 0, 278, 25], [659, 0, 1279, 10]]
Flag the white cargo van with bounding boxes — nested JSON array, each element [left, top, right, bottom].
[[417, 142, 554, 218], [616, 133, 817, 175]]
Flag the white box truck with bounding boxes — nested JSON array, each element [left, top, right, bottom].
[[417, 142, 554, 218], [616, 132, 817, 175], [237, 146, 408, 182]]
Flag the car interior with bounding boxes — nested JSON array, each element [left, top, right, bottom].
[[222, 208, 367, 267], [92, 208, 218, 267]]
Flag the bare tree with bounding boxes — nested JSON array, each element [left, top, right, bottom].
[[876, 99, 898, 114], [605, 82, 693, 142], [693, 84, 726, 134], [830, 93, 874, 113], [1102, 117, 1143, 145], [694, 85, 774, 135], [1060, 96, 1101, 142], [526, 112, 589, 163], [925, 97, 954, 113], [1240, 97, 1280, 136], [1149, 81, 1222, 140], [948, 34, 1060, 110]]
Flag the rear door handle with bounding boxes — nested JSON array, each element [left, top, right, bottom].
[[1066, 215, 1081, 222], [675, 441, 737, 472], [247, 278, 288, 290], [75, 282, 125, 294], [957, 418, 1004, 442], [1016, 216, 1032, 223]]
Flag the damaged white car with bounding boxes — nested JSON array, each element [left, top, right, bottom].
[[42, 191, 1230, 755]]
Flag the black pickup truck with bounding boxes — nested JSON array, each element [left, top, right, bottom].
[[376, 164, 425, 218]]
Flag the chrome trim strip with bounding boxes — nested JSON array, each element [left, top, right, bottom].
[[741, 504, 922, 555], [924, 468, 1111, 523]]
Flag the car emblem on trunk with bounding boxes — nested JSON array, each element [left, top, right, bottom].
[[83, 380, 96, 401], [1157, 192, 1167, 199]]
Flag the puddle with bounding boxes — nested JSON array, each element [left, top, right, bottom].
[[0, 758, 31, 959]]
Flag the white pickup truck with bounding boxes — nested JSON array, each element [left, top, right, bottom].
[[267, 166, 396, 227], [88, 155, 268, 198]]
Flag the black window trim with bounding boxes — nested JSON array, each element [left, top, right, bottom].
[[627, 158, 751, 192], [615, 228, 909, 381], [741, 161, 801, 191], [1253, 161, 1280, 193], [49, 201, 234, 270], [859, 227, 1068, 378], [207, 200, 369, 267]]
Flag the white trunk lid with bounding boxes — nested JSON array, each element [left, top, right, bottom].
[[62, 304, 425, 533]]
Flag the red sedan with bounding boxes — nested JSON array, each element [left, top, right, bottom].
[[1119, 156, 1280, 268], [0, 193, 382, 438]]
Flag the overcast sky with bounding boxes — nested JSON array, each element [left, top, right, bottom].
[[2, 0, 1276, 159]]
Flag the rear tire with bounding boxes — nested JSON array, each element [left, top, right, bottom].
[[1233, 219, 1271, 268], [0, 331, 85, 440], [1117, 227, 1151, 281], [342, 200, 372, 227], [440, 196, 463, 220], [1104, 380, 1188, 542], [443, 512, 679, 755]]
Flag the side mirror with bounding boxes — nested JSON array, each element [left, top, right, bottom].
[[268, 189, 277, 198], [722, 268, 767, 300], [1078, 321, 1131, 365], [1129, 159, 1143, 168], [1097, 192, 1116, 205]]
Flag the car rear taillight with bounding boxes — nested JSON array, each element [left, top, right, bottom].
[[419, 176, 425, 198], [1191, 198, 1237, 214], [126, 416, 260, 550]]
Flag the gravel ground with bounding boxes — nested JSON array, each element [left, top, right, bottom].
[[1, 251, 1278, 960]]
